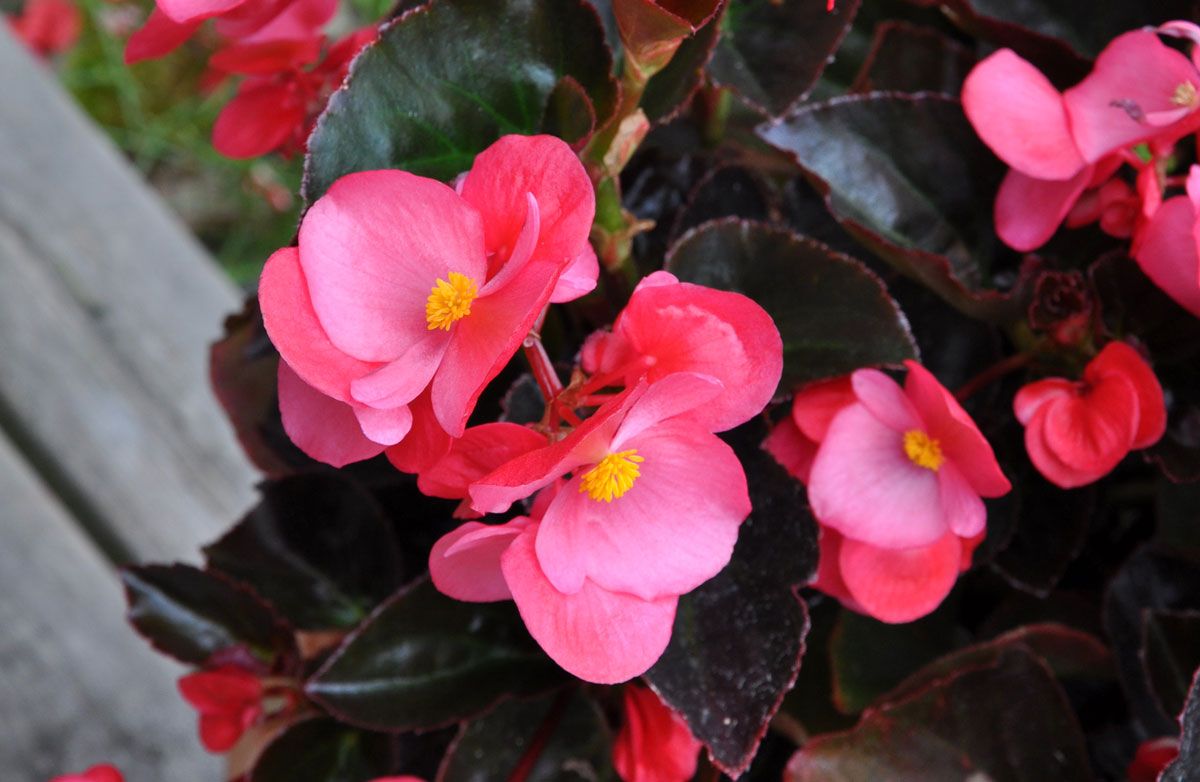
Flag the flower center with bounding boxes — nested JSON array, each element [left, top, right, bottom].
[[1173, 81, 1199, 108], [425, 272, 479, 331], [903, 430, 944, 472], [579, 449, 644, 503]]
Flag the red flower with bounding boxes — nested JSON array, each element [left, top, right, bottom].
[[211, 28, 378, 159], [50, 766, 124, 782], [612, 685, 701, 782], [8, 0, 81, 57], [1127, 736, 1180, 782], [125, 0, 334, 63], [178, 665, 264, 752], [1015, 341, 1166, 489]]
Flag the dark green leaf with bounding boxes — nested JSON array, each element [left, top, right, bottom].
[[671, 165, 772, 240], [204, 473, 404, 630], [666, 219, 918, 388], [439, 692, 616, 781], [304, 0, 617, 201], [786, 648, 1093, 781], [305, 578, 562, 731], [250, 718, 391, 782], [707, 0, 862, 117], [641, 12, 721, 124], [849, 21, 975, 95], [645, 423, 817, 776], [122, 564, 294, 666], [757, 93, 1016, 321], [1143, 610, 1200, 720]]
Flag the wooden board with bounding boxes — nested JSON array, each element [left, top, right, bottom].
[[0, 27, 258, 562], [0, 428, 220, 781]]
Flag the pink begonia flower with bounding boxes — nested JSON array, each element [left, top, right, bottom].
[[761, 377, 855, 484], [812, 526, 982, 625], [417, 422, 547, 518], [580, 270, 783, 432], [612, 685, 701, 782], [470, 373, 750, 601], [210, 28, 377, 159], [125, 0, 334, 63], [807, 361, 1011, 550], [1015, 341, 1166, 489], [177, 665, 263, 752], [259, 134, 595, 471], [8, 0, 81, 57], [49, 766, 124, 782], [1132, 164, 1200, 317], [432, 373, 757, 682]]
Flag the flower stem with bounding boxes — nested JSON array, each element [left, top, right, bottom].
[[954, 351, 1034, 402], [505, 690, 571, 782]]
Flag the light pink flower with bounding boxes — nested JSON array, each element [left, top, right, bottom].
[[581, 271, 783, 432], [807, 361, 1010, 550], [612, 685, 701, 782], [1132, 164, 1200, 317], [762, 377, 854, 484], [259, 135, 595, 470]]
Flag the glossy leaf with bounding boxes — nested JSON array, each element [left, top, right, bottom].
[[640, 11, 721, 124], [666, 219, 918, 388], [305, 578, 562, 731], [250, 718, 392, 782], [439, 692, 616, 781], [612, 0, 721, 76], [122, 564, 294, 666], [1162, 668, 1200, 782], [1143, 610, 1200, 720], [670, 165, 772, 240], [758, 93, 1015, 321], [707, 0, 862, 117], [850, 21, 975, 95], [204, 473, 404, 630], [645, 423, 818, 776], [786, 648, 1093, 781], [303, 0, 617, 201]]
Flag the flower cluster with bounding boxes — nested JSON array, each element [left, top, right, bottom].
[[7, 0, 80, 57], [963, 22, 1200, 316], [766, 363, 1011, 623], [261, 134, 782, 683]]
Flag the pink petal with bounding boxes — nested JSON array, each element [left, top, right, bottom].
[[258, 247, 380, 401], [501, 526, 677, 684], [230, 0, 334, 42], [432, 259, 561, 437], [429, 519, 529, 602], [1089, 342, 1165, 449], [550, 243, 599, 303], [1039, 373, 1138, 474], [961, 49, 1085, 179], [1014, 378, 1077, 425], [208, 37, 322, 74], [212, 81, 305, 159], [477, 193, 540, 296], [124, 8, 201, 63], [384, 391, 453, 474], [937, 461, 985, 539], [460, 135, 595, 268], [352, 404, 413, 446], [417, 423, 547, 500], [850, 368, 922, 432], [469, 391, 635, 514], [791, 377, 856, 442], [838, 531, 964, 624], [612, 372, 725, 445], [349, 334, 450, 409], [536, 421, 748, 600], [809, 526, 862, 613], [1064, 30, 1200, 163], [1022, 404, 1110, 489], [157, 0, 244, 24], [613, 686, 701, 782], [808, 405, 948, 549], [1134, 195, 1200, 317], [298, 170, 487, 363], [601, 275, 784, 432], [995, 165, 1093, 252], [277, 361, 384, 467], [904, 361, 1011, 498], [762, 416, 818, 483]]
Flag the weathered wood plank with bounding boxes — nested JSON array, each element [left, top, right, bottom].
[[0, 428, 220, 781], [0, 27, 258, 562]]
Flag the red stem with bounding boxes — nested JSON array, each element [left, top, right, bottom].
[[505, 691, 570, 782], [954, 352, 1034, 402], [523, 334, 563, 401]]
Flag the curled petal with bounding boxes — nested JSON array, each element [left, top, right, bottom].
[[838, 531, 964, 624], [277, 361, 384, 467], [429, 518, 530, 602]]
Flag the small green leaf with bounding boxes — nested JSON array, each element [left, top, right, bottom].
[[303, 0, 617, 201], [305, 578, 563, 731], [666, 219, 918, 388]]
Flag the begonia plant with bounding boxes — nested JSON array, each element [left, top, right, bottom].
[[66, 0, 1200, 780]]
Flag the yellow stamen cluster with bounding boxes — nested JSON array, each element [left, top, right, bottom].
[[579, 449, 644, 502], [1173, 81, 1199, 108], [903, 430, 944, 472], [425, 272, 479, 331]]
